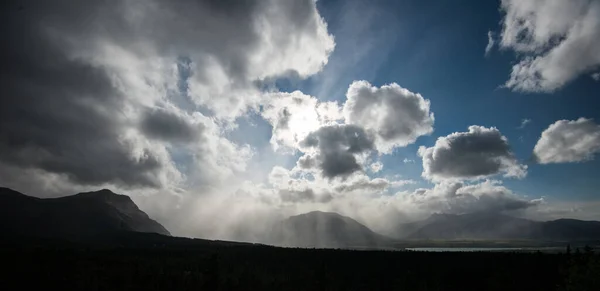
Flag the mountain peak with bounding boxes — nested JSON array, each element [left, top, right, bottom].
[[72, 189, 134, 205], [295, 211, 344, 218], [76, 188, 127, 198], [272, 211, 390, 248]]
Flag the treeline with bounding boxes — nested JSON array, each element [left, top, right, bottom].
[[1, 243, 598, 290]]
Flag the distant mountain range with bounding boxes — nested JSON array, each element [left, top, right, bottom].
[[0, 187, 170, 240], [267, 211, 600, 248], [268, 211, 391, 248], [395, 212, 600, 241], [2, 187, 599, 249]]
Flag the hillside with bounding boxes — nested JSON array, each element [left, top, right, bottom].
[[269, 211, 391, 248], [0, 187, 170, 239], [396, 212, 600, 240]]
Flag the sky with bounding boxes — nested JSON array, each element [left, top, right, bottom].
[[1, 0, 600, 240]]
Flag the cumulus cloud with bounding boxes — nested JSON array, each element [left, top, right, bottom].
[[485, 30, 495, 56], [406, 180, 541, 215], [140, 105, 205, 143], [268, 167, 412, 203], [533, 118, 600, 164], [418, 126, 527, 181], [334, 177, 391, 193], [497, 0, 600, 92], [0, 0, 333, 192], [278, 188, 333, 204], [343, 81, 434, 153], [299, 125, 375, 179]]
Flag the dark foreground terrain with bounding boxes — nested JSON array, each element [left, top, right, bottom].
[[2, 234, 599, 291], [2, 187, 598, 290]]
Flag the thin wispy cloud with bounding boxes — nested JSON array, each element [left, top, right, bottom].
[[518, 119, 531, 129], [484, 30, 495, 56]]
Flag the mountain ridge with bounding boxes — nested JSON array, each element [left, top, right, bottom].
[[0, 187, 170, 239], [395, 212, 600, 240], [269, 211, 392, 248]]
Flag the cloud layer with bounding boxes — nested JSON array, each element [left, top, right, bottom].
[[418, 126, 527, 181], [534, 118, 600, 164]]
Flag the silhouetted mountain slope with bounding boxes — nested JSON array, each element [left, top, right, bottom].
[[270, 211, 391, 248], [0, 187, 170, 239], [396, 212, 600, 240], [541, 219, 600, 240]]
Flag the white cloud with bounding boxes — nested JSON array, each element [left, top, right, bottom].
[[261, 167, 411, 205], [259, 165, 408, 202], [418, 125, 527, 181], [316, 101, 344, 124], [261, 91, 342, 152], [369, 161, 384, 173], [485, 30, 495, 56], [403, 158, 415, 164], [497, 0, 600, 92], [592, 72, 600, 81], [343, 81, 435, 153], [534, 118, 600, 164], [518, 118, 532, 129], [405, 180, 542, 215]]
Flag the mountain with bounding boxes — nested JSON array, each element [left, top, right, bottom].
[[540, 219, 600, 240], [395, 212, 600, 241], [269, 211, 391, 248], [0, 187, 170, 240], [404, 212, 538, 240]]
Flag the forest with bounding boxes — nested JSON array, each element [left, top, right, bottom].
[[2, 236, 598, 291]]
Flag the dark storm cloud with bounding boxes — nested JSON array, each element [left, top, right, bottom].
[[0, 1, 170, 187], [278, 188, 333, 203], [300, 125, 375, 179], [0, 0, 333, 189], [418, 126, 527, 181], [140, 108, 204, 143]]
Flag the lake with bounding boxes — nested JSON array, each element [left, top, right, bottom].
[[405, 247, 561, 252]]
